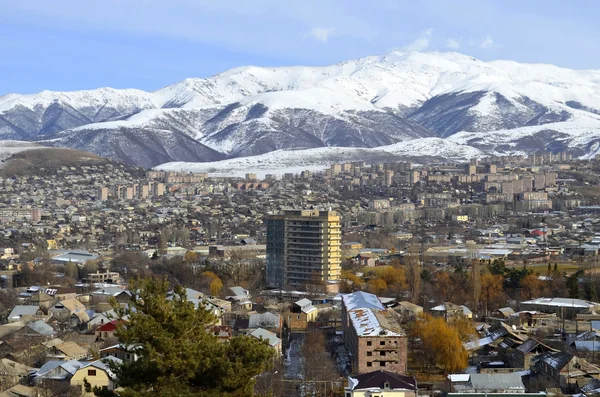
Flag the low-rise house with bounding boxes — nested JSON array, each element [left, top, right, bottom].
[[248, 312, 281, 332], [286, 299, 318, 331], [33, 359, 84, 385], [521, 297, 600, 318], [54, 287, 77, 301], [431, 302, 473, 320], [0, 358, 37, 391], [395, 301, 424, 319], [212, 326, 233, 342], [346, 370, 417, 397], [70, 357, 121, 396], [494, 307, 516, 320], [90, 287, 131, 305], [0, 322, 25, 341], [99, 344, 139, 363], [48, 341, 88, 361], [249, 328, 281, 355], [534, 351, 600, 392], [226, 287, 252, 311], [49, 299, 87, 323], [0, 384, 38, 397], [571, 330, 600, 352], [29, 292, 55, 312], [95, 320, 122, 340], [510, 338, 558, 369], [17, 320, 56, 338], [449, 373, 525, 394], [7, 306, 43, 323]]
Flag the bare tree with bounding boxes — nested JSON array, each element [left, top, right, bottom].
[[406, 245, 422, 304], [301, 331, 339, 383]]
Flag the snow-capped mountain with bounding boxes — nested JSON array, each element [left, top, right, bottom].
[[2, 51, 600, 167]]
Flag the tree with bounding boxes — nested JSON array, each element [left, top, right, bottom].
[[435, 272, 453, 302], [382, 266, 407, 289], [202, 272, 224, 297], [184, 250, 198, 265], [411, 315, 468, 374], [95, 278, 273, 397], [406, 245, 422, 304], [341, 270, 364, 292], [480, 273, 505, 314], [450, 316, 477, 343], [520, 273, 544, 300], [471, 259, 481, 315], [301, 331, 338, 382], [65, 262, 79, 279], [567, 271, 582, 299], [367, 278, 387, 295]]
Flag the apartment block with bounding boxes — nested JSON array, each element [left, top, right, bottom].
[[266, 210, 341, 290], [341, 291, 408, 375]]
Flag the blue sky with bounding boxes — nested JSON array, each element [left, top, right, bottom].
[[1, 0, 599, 94]]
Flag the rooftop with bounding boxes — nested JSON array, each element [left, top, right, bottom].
[[521, 297, 600, 309]]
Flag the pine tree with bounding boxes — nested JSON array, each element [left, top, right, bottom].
[[91, 278, 273, 397]]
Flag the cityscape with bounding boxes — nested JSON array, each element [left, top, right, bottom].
[[3, 1, 600, 396]]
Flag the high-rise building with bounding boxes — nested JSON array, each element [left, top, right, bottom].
[[97, 187, 109, 201], [266, 210, 341, 290]]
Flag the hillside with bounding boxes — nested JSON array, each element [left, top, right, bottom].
[[0, 145, 110, 177]]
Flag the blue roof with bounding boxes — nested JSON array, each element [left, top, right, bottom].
[[8, 305, 39, 320], [27, 320, 56, 336], [342, 291, 385, 311]]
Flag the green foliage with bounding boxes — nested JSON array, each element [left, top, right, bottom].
[[487, 259, 533, 289], [99, 278, 274, 397], [566, 271, 583, 299]]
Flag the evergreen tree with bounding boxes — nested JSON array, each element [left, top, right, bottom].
[[554, 263, 559, 272], [90, 278, 273, 397]]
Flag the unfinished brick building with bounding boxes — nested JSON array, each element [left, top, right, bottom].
[[341, 291, 408, 375]]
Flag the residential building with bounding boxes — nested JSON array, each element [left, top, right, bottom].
[[249, 328, 282, 355], [345, 370, 418, 397], [341, 291, 408, 375], [70, 357, 122, 396], [286, 298, 318, 331], [266, 210, 341, 290]]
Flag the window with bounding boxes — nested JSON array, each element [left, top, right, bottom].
[[367, 341, 372, 346], [367, 352, 372, 357], [380, 341, 385, 346], [380, 351, 386, 356], [367, 362, 372, 367], [346, 393, 351, 397], [380, 361, 386, 367], [88, 370, 97, 376], [297, 315, 300, 320]]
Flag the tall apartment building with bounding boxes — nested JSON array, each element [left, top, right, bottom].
[[341, 291, 408, 375], [97, 187, 109, 201], [266, 210, 341, 290]]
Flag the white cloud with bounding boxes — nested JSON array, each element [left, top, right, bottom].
[[307, 27, 336, 43], [480, 35, 494, 49], [470, 35, 494, 49], [403, 28, 433, 52], [446, 38, 460, 50]]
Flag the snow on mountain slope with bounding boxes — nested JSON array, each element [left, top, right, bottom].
[[156, 138, 483, 178], [447, 115, 600, 156], [3, 50, 600, 166]]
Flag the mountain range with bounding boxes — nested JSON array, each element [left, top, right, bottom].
[[2, 51, 600, 168]]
